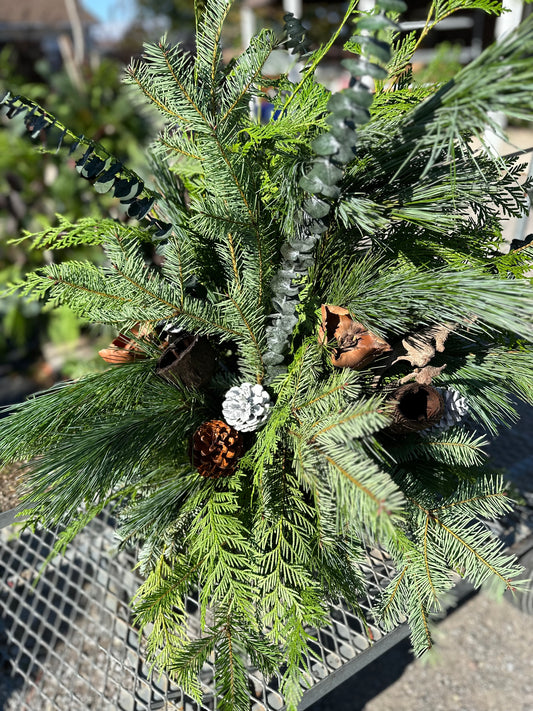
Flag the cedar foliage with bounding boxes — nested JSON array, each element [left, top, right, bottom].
[[1, 1, 533, 707]]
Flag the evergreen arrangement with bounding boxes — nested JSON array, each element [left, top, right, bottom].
[[1, 1, 533, 707]]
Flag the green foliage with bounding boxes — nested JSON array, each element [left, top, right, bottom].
[[1, 1, 533, 708], [0, 50, 153, 365], [325, 255, 533, 338]]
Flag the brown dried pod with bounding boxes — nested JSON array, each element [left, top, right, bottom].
[[393, 323, 454, 369], [387, 383, 445, 434], [98, 325, 148, 364], [192, 419, 244, 479], [319, 304, 392, 370], [156, 333, 216, 389]]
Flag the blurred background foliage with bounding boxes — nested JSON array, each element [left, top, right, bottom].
[[0, 40, 153, 380]]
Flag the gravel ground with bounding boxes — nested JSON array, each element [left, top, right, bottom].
[[0, 464, 24, 512], [309, 591, 533, 711]]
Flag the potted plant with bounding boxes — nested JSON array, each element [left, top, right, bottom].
[[1, 1, 532, 708]]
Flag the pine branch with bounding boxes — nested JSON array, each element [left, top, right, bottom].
[[438, 346, 533, 434], [19, 396, 200, 525], [0, 361, 155, 462], [371, 14, 533, 178], [326, 254, 533, 340]]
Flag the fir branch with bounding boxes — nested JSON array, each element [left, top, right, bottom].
[[315, 443, 404, 540], [431, 476, 514, 521], [427, 515, 521, 591], [219, 29, 277, 123], [11, 215, 115, 250], [194, 0, 232, 99], [393, 430, 488, 468], [219, 286, 266, 381]]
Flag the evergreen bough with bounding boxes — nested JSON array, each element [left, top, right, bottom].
[[1, 1, 533, 707]]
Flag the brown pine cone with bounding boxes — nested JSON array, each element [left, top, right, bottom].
[[192, 419, 244, 478], [387, 383, 445, 434]]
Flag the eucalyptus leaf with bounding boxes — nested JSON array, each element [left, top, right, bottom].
[[356, 14, 400, 32], [299, 173, 341, 198], [378, 0, 407, 12], [311, 133, 341, 156], [342, 58, 389, 80], [350, 35, 392, 64], [343, 87, 374, 109], [307, 158, 344, 186], [324, 116, 358, 145], [303, 196, 331, 219]]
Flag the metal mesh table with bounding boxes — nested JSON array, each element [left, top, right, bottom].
[[0, 507, 404, 711]]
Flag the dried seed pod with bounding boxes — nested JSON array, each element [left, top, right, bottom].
[[98, 325, 147, 364], [387, 382, 445, 434], [156, 334, 216, 389], [319, 304, 391, 369], [192, 419, 244, 479]]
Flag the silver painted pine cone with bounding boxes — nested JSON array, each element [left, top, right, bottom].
[[222, 382, 271, 432], [431, 387, 469, 431]]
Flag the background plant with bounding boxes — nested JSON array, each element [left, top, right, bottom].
[[0, 47, 152, 370]]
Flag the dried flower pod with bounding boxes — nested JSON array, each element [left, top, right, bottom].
[[192, 419, 244, 478], [387, 383, 445, 434], [156, 334, 216, 389], [98, 325, 148, 364], [318, 304, 391, 369]]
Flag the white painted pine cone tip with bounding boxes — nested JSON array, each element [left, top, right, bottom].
[[222, 382, 271, 432], [429, 387, 469, 432]]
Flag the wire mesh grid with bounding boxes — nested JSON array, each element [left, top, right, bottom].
[[0, 510, 399, 711]]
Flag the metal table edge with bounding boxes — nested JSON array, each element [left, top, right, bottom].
[[0, 504, 30, 529], [297, 623, 411, 710]]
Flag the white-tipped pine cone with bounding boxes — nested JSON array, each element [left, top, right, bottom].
[[432, 387, 469, 431], [222, 382, 271, 432]]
